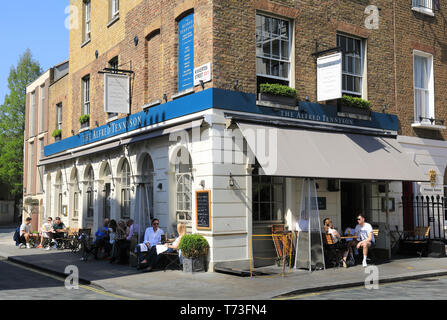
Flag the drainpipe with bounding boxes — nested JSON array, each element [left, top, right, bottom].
[[385, 182, 391, 260]]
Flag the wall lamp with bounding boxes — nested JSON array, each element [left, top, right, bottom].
[[134, 36, 139, 46], [233, 80, 239, 91], [157, 183, 163, 191], [229, 173, 235, 188], [95, 50, 99, 59], [95, 121, 99, 127], [71, 129, 75, 136], [163, 94, 168, 103], [199, 180, 205, 188], [199, 80, 205, 90]]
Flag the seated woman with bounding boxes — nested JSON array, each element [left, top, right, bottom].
[[323, 218, 350, 268], [139, 222, 186, 272], [110, 220, 130, 264]]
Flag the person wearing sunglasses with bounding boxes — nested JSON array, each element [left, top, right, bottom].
[[37, 217, 53, 249], [136, 218, 164, 271], [353, 214, 375, 267]]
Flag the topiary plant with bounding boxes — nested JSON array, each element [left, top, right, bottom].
[[338, 95, 371, 110], [260, 83, 297, 98], [52, 129, 62, 138], [178, 234, 209, 258], [79, 114, 90, 124]]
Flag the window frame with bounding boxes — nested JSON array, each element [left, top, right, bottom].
[[120, 160, 131, 219], [39, 85, 45, 133], [56, 103, 62, 130], [252, 175, 285, 223], [413, 50, 435, 124], [84, 0, 91, 42], [86, 166, 94, 218], [30, 91, 36, 137], [111, 0, 119, 18], [412, 0, 435, 16], [337, 33, 365, 98], [82, 75, 90, 116], [256, 13, 292, 83]]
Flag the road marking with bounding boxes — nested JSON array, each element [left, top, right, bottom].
[[3, 259, 135, 300]]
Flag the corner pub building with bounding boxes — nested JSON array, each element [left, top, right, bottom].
[[33, 0, 447, 270]]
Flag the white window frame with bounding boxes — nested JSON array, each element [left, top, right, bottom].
[[412, 0, 435, 16], [337, 34, 365, 98], [56, 103, 62, 130], [256, 13, 292, 83], [120, 160, 131, 219], [82, 76, 90, 116], [176, 172, 192, 223], [28, 142, 34, 194], [39, 85, 45, 133], [86, 167, 94, 218], [30, 91, 36, 137], [73, 191, 79, 218], [84, 1, 91, 41], [413, 50, 435, 125], [111, 0, 119, 18]]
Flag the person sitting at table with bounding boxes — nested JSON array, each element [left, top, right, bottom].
[[353, 214, 375, 267], [93, 218, 110, 259], [136, 218, 164, 271], [110, 220, 130, 264], [106, 219, 118, 259], [48, 217, 66, 249], [37, 217, 53, 249], [164, 223, 186, 265], [19, 217, 34, 249], [323, 218, 351, 268]]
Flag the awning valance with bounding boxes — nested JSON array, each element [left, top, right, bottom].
[[237, 122, 428, 182]]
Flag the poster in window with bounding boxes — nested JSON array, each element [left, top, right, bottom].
[[317, 52, 342, 102], [196, 190, 211, 231]]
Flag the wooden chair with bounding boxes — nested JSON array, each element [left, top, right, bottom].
[[60, 228, 78, 250], [368, 227, 380, 264], [323, 233, 343, 268], [271, 225, 294, 267], [401, 226, 431, 257]]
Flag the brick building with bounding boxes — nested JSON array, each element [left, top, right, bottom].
[[37, 0, 446, 269]]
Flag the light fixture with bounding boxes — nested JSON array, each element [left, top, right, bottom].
[[131, 186, 135, 192], [95, 121, 99, 127], [199, 80, 205, 90], [199, 180, 205, 188], [229, 173, 235, 188], [71, 129, 75, 135], [305, 96, 309, 101], [134, 36, 139, 46], [95, 50, 99, 59], [157, 183, 163, 190], [163, 94, 168, 103], [233, 80, 239, 91]]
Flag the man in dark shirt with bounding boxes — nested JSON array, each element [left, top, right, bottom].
[[48, 217, 66, 249]]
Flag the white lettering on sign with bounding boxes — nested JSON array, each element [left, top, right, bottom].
[[194, 63, 211, 86]]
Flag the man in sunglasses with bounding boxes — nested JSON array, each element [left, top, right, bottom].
[[353, 214, 375, 267], [136, 218, 164, 271]]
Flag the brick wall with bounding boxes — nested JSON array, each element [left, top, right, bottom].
[[48, 75, 69, 142]]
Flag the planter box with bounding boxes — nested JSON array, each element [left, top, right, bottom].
[[337, 104, 371, 120], [183, 256, 206, 273], [54, 136, 61, 142], [80, 121, 90, 129], [258, 93, 297, 109]]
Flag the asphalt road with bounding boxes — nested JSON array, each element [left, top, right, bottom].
[[0, 257, 131, 300], [279, 276, 447, 300]]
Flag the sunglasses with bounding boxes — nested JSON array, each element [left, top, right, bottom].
[[152, 223, 159, 225], [357, 218, 362, 221]]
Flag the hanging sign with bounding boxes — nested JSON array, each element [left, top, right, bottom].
[[317, 52, 342, 102], [196, 190, 211, 231], [104, 73, 131, 114]]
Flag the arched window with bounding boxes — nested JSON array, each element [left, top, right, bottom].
[[86, 166, 94, 218], [120, 159, 131, 219], [55, 171, 63, 217], [175, 149, 192, 223]]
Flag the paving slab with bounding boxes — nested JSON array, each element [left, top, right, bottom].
[[1, 228, 447, 300]]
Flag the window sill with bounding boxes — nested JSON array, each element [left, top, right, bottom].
[[171, 87, 195, 100], [411, 122, 446, 130], [79, 127, 90, 133], [142, 99, 162, 110], [411, 7, 435, 17], [107, 116, 118, 123], [81, 38, 91, 48], [107, 15, 120, 28]]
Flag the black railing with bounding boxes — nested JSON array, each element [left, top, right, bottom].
[[401, 195, 446, 241], [418, 116, 445, 126]]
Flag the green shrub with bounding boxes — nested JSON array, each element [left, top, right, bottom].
[[179, 234, 209, 258], [52, 129, 62, 138], [338, 95, 371, 110], [79, 114, 90, 124], [260, 83, 297, 98]]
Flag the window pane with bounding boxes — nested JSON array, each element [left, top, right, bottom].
[[271, 59, 280, 77], [272, 38, 280, 59], [256, 57, 269, 75], [252, 202, 260, 221], [281, 40, 289, 60], [353, 77, 361, 93], [279, 62, 289, 78]]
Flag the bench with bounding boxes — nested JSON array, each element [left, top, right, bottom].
[[400, 226, 431, 257]]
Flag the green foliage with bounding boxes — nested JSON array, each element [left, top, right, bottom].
[[179, 234, 210, 258], [79, 114, 90, 124], [0, 49, 42, 197], [260, 83, 297, 98], [339, 95, 371, 110], [52, 129, 62, 138]]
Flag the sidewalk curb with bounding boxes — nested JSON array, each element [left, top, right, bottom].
[[274, 269, 447, 299]]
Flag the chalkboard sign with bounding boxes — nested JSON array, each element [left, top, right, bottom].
[[196, 190, 211, 230]]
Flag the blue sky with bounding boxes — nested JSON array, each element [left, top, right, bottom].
[[0, 1, 69, 103]]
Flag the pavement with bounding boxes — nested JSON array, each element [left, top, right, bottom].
[[1, 226, 447, 300]]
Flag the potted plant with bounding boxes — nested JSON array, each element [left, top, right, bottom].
[[178, 234, 209, 273], [52, 129, 62, 141], [337, 95, 371, 119], [258, 83, 297, 107], [79, 114, 90, 128]]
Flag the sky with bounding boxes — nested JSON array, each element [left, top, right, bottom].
[[0, 1, 70, 103]]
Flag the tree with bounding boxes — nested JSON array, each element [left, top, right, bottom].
[[0, 49, 42, 198]]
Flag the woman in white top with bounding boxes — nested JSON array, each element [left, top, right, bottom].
[[164, 223, 186, 264]]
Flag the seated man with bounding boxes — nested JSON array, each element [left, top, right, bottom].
[[93, 218, 110, 258], [48, 217, 66, 249], [37, 217, 53, 249], [136, 218, 164, 272], [353, 214, 375, 267], [19, 217, 33, 249]]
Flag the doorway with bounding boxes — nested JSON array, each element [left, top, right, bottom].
[[341, 181, 372, 230]]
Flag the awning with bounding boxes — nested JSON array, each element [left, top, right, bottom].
[[237, 122, 428, 182]]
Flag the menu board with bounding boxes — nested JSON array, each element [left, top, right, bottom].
[[178, 13, 194, 92], [196, 190, 211, 230]]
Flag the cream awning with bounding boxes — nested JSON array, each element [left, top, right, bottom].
[[237, 122, 428, 182]]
